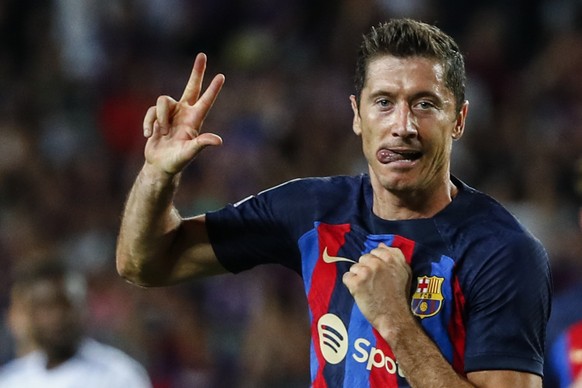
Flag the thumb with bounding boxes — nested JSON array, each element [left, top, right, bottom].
[[193, 133, 223, 152]]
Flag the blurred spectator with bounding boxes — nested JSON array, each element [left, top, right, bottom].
[[0, 257, 152, 388], [52, 0, 106, 83], [238, 267, 310, 388], [0, 1, 581, 386], [545, 158, 582, 388], [546, 320, 582, 388]]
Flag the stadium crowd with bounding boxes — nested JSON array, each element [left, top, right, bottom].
[[0, 0, 581, 386]]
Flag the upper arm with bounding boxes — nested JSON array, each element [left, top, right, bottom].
[[463, 233, 551, 375], [164, 214, 228, 283], [124, 214, 228, 287], [467, 370, 542, 388]]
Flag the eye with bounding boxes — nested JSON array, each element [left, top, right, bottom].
[[376, 98, 391, 108], [415, 101, 436, 110]]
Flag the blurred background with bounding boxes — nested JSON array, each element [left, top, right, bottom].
[[0, 0, 581, 387]]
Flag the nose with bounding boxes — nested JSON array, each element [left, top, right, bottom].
[[391, 102, 418, 138]]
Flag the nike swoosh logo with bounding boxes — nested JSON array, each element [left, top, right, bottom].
[[322, 247, 357, 264]]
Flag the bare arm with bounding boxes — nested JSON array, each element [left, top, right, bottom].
[[343, 243, 542, 388], [376, 315, 541, 387], [116, 53, 226, 287]]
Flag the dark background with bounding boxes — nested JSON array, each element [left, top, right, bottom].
[[0, 1, 581, 387]]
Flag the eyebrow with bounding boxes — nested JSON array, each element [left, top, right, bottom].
[[367, 89, 447, 107]]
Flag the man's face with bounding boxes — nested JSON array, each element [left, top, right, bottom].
[[351, 55, 468, 195], [23, 277, 85, 363]]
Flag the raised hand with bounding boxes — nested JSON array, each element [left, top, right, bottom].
[[143, 53, 225, 175]]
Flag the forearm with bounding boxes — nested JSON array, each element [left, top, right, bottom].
[[378, 314, 474, 388], [116, 162, 183, 286], [381, 316, 541, 387]]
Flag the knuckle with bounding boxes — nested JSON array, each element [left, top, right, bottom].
[[156, 95, 174, 106]]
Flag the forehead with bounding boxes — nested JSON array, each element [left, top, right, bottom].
[[27, 278, 65, 299], [364, 55, 450, 98], [20, 276, 85, 305]]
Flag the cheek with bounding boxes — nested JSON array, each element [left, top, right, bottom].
[[425, 134, 453, 170], [360, 131, 379, 163], [358, 116, 385, 150]]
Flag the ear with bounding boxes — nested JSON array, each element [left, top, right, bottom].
[[7, 300, 35, 356], [452, 100, 469, 140], [350, 95, 362, 136]]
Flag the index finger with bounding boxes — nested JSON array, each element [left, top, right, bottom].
[[371, 244, 406, 263], [180, 53, 207, 105]]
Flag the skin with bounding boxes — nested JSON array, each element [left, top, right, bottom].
[[350, 56, 466, 220], [12, 277, 86, 369], [117, 53, 226, 287], [7, 298, 36, 357], [116, 53, 542, 387], [344, 55, 540, 387]]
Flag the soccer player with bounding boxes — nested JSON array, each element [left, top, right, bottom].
[[544, 163, 582, 388], [116, 18, 551, 387], [0, 259, 152, 388], [547, 320, 582, 388]]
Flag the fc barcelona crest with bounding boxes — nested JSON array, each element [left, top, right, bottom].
[[411, 276, 444, 319]]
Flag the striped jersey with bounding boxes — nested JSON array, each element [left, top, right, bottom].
[[547, 321, 582, 388], [206, 174, 551, 387]]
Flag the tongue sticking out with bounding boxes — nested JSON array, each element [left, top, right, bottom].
[[377, 149, 421, 164]]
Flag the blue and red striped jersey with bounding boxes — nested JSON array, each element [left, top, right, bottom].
[[547, 321, 582, 388], [206, 174, 551, 387]]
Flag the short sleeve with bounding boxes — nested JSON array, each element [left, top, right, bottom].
[[205, 180, 310, 274], [462, 233, 552, 376]]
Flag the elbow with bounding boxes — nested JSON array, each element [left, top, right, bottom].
[[116, 249, 177, 288], [115, 255, 132, 280], [116, 253, 154, 288]]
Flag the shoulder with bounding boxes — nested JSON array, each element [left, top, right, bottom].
[[0, 353, 40, 384], [443, 179, 550, 285], [214, 174, 368, 224], [78, 339, 150, 383], [259, 174, 368, 213], [79, 339, 142, 366], [449, 178, 546, 252], [257, 174, 366, 199], [451, 178, 523, 228]]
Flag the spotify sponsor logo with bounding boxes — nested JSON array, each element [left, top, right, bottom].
[[316, 313, 405, 376], [317, 313, 349, 364]]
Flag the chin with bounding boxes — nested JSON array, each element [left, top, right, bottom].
[[378, 174, 418, 193]]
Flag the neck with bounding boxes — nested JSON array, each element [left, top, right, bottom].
[[372, 178, 457, 220]]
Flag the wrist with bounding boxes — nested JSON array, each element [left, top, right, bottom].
[[141, 162, 181, 186], [375, 311, 417, 348]]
